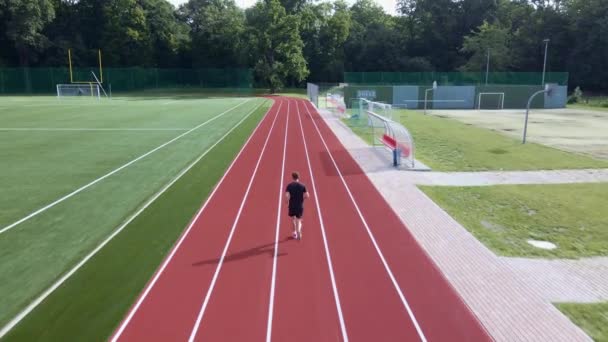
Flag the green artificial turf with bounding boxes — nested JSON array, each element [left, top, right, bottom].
[[342, 109, 608, 171], [420, 183, 608, 258], [558, 302, 608, 341], [0, 96, 267, 334]]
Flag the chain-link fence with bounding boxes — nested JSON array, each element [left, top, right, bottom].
[[0, 67, 253, 94], [344, 72, 569, 86]]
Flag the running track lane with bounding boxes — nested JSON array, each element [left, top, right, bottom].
[[270, 99, 343, 341], [189, 97, 288, 341], [111, 98, 283, 341], [111, 97, 492, 342], [297, 99, 491, 341]]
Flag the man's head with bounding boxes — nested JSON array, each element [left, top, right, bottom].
[[292, 172, 299, 181]]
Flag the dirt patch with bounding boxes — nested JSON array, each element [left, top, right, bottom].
[[481, 220, 506, 232], [489, 148, 508, 155]]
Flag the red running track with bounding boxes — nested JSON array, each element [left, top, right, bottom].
[[111, 97, 492, 342]]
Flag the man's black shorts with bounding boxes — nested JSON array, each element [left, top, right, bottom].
[[288, 207, 304, 219]]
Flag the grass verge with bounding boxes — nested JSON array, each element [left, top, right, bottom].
[[420, 183, 608, 258], [2, 101, 271, 341], [342, 109, 608, 171], [558, 302, 608, 341], [569, 104, 608, 112]]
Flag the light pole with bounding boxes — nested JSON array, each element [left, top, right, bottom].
[[485, 48, 490, 85], [523, 84, 553, 144], [541, 39, 550, 85], [424, 81, 437, 114]]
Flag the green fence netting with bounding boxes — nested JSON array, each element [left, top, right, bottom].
[[0, 67, 253, 94], [343, 72, 569, 86]]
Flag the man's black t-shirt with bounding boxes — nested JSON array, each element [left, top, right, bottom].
[[286, 182, 307, 209]]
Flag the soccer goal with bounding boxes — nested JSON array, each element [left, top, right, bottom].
[[359, 98, 393, 121], [478, 92, 505, 109], [56, 83, 101, 99]]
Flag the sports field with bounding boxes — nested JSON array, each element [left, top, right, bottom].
[[0, 96, 268, 333], [428, 108, 608, 160], [1, 96, 492, 341]]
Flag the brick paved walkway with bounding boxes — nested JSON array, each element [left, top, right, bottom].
[[505, 257, 608, 303], [409, 169, 608, 186], [319, 109, 592, 341]]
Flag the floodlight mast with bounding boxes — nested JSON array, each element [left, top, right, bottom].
[[485, 49, 490, 85], [541, 39, 550, 85]]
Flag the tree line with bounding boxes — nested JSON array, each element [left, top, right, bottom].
[[0, 0, 606, 92]]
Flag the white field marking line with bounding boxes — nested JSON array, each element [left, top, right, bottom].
[[265, 99, 290, 342], [0, 128, 189, 131], [109, 99, 275, 342], [0, 99, 251, 236], [303, 101, 428, 342], [0, 99, 269, 340], [187, 100, 283, 342], [295, 100, 349, 341]]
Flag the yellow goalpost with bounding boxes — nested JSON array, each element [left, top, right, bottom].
[[66, 49, 107, 98]]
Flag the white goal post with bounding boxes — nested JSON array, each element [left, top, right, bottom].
[[56, 84, 101, 99], [359, 98, 393, 121], [478, 92, 505, 109]]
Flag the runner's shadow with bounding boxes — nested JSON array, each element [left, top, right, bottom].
[[191, 237, 292, 267], [319, 149, 365, 177]]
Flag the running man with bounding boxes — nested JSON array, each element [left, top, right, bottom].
[[285, 171, 309, 240]]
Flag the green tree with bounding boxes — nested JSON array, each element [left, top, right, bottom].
[[141, 0, 185, 67], [100, 0, 152, 66], [396, 0, 498, 70], [246, 0, 308, 92], [459, 21, 512, 72], [298, 0, 350, 82], [178, 0, 246, 68], [565, 0, 608, 90], [0, 0, 55, 65], [344, 0, 396, 71]]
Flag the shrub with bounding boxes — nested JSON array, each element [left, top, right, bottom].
[[567, 86, 583, 104]]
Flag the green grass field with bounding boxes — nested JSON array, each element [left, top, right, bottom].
[[569, 96, 608, 112], [343, 109, 608, 171], [0, 95, 269, 337], [558, 302, 608, 342], [420, 183, 608, 258]]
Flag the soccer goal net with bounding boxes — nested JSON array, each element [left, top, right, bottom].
[[360, 98, 393, 121], [56, 84, 101, 99], [478, 92, 505, 109]]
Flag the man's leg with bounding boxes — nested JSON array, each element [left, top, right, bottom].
[[297, 217, 303, 239], [292, 216, 298, 238]]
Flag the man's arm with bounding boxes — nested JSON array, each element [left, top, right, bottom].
[[304, 191, 310, 199], [285, 191, 290, 204]]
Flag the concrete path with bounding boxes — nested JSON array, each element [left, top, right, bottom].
[[319, 109, 592, 341]]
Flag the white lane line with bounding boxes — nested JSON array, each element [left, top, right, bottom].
[[109, 99, 275, 342], [265, 99, 290, 342], [302, 101, 428, 342], [0, 128, 189, 131], [0, 99, 251, 236], [295, 100, 349, 341], [187, 101, 284, 342], [0, 100, 269, 340]]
